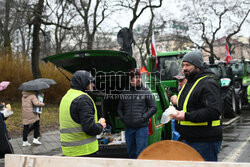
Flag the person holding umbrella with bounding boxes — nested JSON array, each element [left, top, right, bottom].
[[29, 78, 57, 138], [18, 80, 49, 146]]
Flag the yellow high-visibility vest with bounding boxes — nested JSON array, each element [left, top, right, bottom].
[[177, 76, 220, 126], [59, 89, 98, 156]]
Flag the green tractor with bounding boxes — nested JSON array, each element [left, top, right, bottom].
[[207, 61, 239, 118], [147, 50, 189, 97], [207, 58, 250, 118], [224, 59, 250, 112], [241, 59, 250, 106], [145, 50, 189, 140]]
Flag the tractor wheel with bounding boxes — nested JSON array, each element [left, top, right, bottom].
[[222, 86, 237, 118]]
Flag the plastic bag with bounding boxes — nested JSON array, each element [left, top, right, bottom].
[[0, 108, 13, 118], [160, 105, 177, 124], [34, 94, 44, 114]]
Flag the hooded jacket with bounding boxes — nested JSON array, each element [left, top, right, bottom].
[[117, 84, 157, 128], [0, 113, 13, 158], [21, 91, 44, 125], [69, 71, 103, 136], [176, 66, 222, 142]]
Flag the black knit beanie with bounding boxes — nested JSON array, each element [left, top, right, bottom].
[[182, 50, 204, 69]]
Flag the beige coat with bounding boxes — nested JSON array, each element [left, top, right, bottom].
[[22, 91, 45, 125]]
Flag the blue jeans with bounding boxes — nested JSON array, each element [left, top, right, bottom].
[[171, 119, 180, 141], [185, 141, 222, 161], [125, 127, 148, 159]]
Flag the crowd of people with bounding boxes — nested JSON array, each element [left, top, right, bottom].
[[58, 50, 222, 161], [1, 50, 223, 161]]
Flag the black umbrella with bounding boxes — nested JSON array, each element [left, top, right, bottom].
[[18, 80, 50, 91], [33, 78, 57, 85]]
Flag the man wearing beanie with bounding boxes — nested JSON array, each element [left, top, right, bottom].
[[117, 68, 157, 159], [170, 50, 222, 161]]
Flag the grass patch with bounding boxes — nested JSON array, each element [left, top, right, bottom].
[[0, 51, 69, 138], [0, 52, 72, 104], [5, 102, 59, 138]]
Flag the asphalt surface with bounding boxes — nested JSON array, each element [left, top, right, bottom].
[[218, 106, 250, 162], [1, 105, 250, 166], [0, 131, 61, 167]]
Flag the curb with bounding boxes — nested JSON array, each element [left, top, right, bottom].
[[222, 116, 240, 126]]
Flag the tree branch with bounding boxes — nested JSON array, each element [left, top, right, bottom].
[[41, 20, 72, 30]]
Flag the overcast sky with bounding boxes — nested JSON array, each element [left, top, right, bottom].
[[103, 0, 250, 39]]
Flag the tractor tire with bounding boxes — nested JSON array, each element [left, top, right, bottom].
[[222, 86, 237, 118]]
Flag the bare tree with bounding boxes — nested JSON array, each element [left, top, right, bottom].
[[67, 0, 110, 49], [71, 25, 87, 50], [94, 31, 117, 49], [16, 0, 35, 56], [226, 8, 250, 55], [17, 0, 73, 78], [30, 0, 44, 79], [116, 0, 162, 30], [180, 0, 250, 62], [0, 0, 20, 54], [115, 0, 162, 66], [46, 0, 76, 54], [133, 25, 148, 67]]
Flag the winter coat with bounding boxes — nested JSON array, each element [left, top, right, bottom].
[[21, 91, 44, 125], [68, 71, 103, 136], [117, 85, 157, 128], [0, 113, 13, 158], [176, 66, 223, 142]]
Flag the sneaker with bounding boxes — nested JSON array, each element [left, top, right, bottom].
[[22, 141, 31, 147], [33, 138, 42, 145]]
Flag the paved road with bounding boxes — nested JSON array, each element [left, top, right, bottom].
[[0, 131, 61, 167], [1, 106, 250, 166], [9, 131, 61, 155], [218, 106, 250, 162]]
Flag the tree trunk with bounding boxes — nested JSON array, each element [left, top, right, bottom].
[[31, 0, 44, 79], [3, 0, 12, 55], [87, 34, 94, 50]]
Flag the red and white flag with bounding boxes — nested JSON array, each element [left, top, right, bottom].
[[226, 44, 231, 65], [152, 31, 158, 68]]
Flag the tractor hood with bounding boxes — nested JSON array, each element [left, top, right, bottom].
[[43, 50, 136, 74]]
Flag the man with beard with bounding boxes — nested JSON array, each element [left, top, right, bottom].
[[170, 50, 222, 161]]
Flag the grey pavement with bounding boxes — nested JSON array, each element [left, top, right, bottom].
[[9, 130, 62, 156], [0, 130, 62, 167]]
